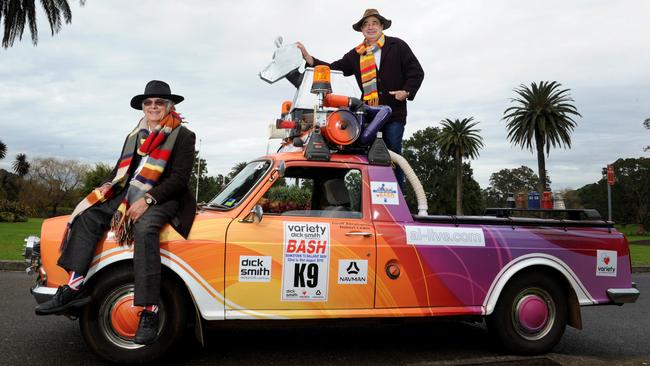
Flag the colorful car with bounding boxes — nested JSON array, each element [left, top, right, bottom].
[[25, 57, 639, 363]]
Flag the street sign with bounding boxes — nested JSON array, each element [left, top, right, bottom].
[[607, 165, 615, 186]]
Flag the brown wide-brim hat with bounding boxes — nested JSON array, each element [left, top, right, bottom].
[[352, 8, 392, 32], [130, 80, 184, 110]]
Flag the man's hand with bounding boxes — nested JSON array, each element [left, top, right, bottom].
[[296, 42, 314, 66], [389, 90, 409, 101], [126, 198, 149, 222]]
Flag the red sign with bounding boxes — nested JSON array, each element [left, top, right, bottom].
[[607, 165, 615, 185]]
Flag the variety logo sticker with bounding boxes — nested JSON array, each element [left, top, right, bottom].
[[370, 181, 399, 205], [281, 222, 330, 301], [596, 250, 617, 277], [238, 255, 272, 282], [405, 225, 485, 247], [338, 259, 368, 284]]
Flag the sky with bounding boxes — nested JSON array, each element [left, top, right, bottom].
[[1, 0, 648, 191]]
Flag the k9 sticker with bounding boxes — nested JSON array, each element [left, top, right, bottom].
[[281, 222, 330, 301]]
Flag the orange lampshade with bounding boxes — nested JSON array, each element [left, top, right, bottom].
[[311, 65, 332, 94]]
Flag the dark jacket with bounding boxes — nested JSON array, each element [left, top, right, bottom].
[[106, 125, 196, 238], [314, 35, 424, 123]]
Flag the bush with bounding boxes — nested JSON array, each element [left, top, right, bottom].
[[0, 211, 15, 222], [0, 199, 32, 222]]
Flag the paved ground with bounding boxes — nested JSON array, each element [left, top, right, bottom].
[[1, 271, 648, 366]]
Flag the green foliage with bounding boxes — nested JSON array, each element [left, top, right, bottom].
[[503, 81, 581, 193], [483, 166, 545, 207], [0, 0, 86, 48], [0, 199, 31, 222], [0, 218, 43, 260], [435, 117, 484, 160], [644, 118, 650, 152], [402, 126, 484, 215], [12, 153, 30, 177], [81, 162, 113, 196], [0, 140, 6, 160], [0, 169, 20, 201], [577, 157, 650, 228], [260, 184, 311, 213]]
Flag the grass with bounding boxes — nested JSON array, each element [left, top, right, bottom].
[[0, 218, 43, 260], [630, 244, 650, 265]]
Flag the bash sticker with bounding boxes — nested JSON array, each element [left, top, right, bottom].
[[405, 225, 485, 247], [338, 259, 368, 284], [596, 250, 617, 277], [238, 256, 272, 282], [370, 181, 399, 205], [281, 222, 330, 301]]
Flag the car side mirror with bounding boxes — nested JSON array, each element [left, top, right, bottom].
[[240, 204, 264, 224]]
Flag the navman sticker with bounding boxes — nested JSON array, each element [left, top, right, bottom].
[[281, 222, 330, 301], [370, 181, 399, 205], [338, 259, 368, 284], [239, 255, 272, 282], [596, 250, 617, 277], [405, 225, 485, 247]]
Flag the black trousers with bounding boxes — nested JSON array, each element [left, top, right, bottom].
[[57, 189, 178, 306]]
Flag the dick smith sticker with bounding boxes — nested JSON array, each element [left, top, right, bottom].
[[370, 181, 399, 205], [238, 255, 272, 282], [405, 225, 486, 247], [596, 250, 617, 277], [281, 222, 330, 301], [338, 259, 368, 284]]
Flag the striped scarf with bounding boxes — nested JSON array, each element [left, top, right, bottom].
[[62, 111, 182, 247], [355, 33, 385, 106]]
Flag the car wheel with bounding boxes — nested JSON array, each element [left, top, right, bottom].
[[79, 267, 189, 364], [487, 272, 568, 355]]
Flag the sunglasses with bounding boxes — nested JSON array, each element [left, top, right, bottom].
[[142, 98, 169, 107]]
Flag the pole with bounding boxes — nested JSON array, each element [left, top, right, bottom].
[[195, 139, 202, 202], [607, 183, 612, 222]]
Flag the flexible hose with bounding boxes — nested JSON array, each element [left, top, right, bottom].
[[388, 151, 428, 216]]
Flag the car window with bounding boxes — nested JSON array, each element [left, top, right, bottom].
[[207, 160, 272, 209], [258, 167, 362, 219]]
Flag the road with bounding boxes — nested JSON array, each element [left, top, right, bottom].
[[1, 271, 648, 366]]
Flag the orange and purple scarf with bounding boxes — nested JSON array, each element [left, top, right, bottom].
[[355, 33, 385, 106], [62, 111, 182, 247]]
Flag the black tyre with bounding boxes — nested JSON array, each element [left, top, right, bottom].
[[79, 267, 189, 364], [487, 272, 568, 355]]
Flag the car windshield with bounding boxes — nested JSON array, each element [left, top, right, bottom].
[[206, 160, 272, 210]]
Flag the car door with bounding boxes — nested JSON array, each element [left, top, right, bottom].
[[224, 161, 376, 314]]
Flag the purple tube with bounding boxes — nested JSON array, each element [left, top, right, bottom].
[[359, 105, 392, 145]]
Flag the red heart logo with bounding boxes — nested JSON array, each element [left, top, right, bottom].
[[604, 256, 610, 265], [302, 291, 307, 295]]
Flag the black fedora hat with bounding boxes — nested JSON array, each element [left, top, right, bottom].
[[352, 9, 392, 32], [130, 80, 184, 110]]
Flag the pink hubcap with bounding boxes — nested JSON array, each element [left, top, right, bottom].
[[110, 294, 142, 339], [516, 294, 549, 333]]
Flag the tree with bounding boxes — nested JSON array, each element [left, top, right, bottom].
[[23, 157, 88, 216], [228, 161, 248, 180], [503, 81, 581, 194], [483, 166, 547, 207], [402, 126, 484, 215], [81, 162, 113, 196], [1, 0, 85, 48], [577, 158, 650, 230], [12, 153, 30, 177], [0, 140, 6, 159], [640, 118, 650, 152], [434, 118, 484, 215]]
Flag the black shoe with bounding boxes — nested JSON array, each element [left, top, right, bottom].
[[35, 285, 91, 315], [134, 310, 159, 345]]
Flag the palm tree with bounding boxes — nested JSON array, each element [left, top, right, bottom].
[[503, 81, 581, 194], [0, 0, 85, 48], [0, 140, 6, 159], [12, 153, 30, 177], [644, 118, 649, 152], [434, 117, 484, 215]]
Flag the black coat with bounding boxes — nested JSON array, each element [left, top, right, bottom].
[[105, 125, 196, 238], [314, 36, 424, 123]]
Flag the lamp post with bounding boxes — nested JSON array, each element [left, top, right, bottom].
[[603, 165, 615, 221]]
